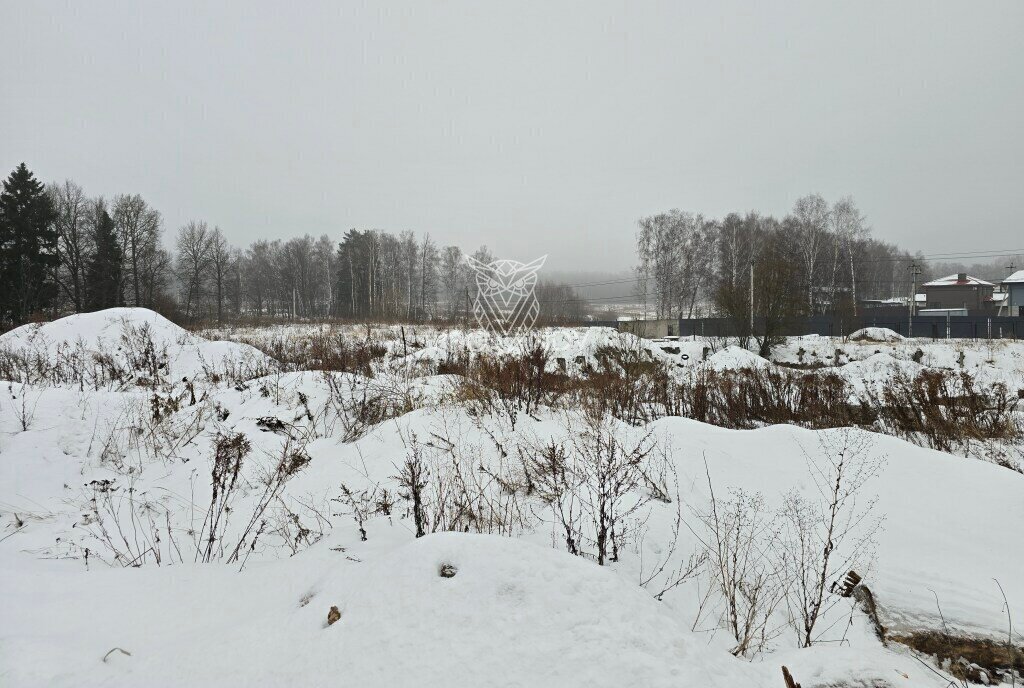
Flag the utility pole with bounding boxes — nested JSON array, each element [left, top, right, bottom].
[[908, 261, 922, 337], [749, 260, 754, 338]]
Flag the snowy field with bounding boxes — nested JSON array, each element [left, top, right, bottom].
[[2, 310, 1023, 687]]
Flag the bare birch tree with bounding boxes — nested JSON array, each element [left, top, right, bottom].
[[791, 193, 831, 314]]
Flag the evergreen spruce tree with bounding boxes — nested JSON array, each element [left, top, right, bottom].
[[0, 163, 59, 326], [85, 207, 123, 310]]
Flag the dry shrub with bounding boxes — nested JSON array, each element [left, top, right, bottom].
[[775, 429, 884, 648], [575, 345, 680, 426], [243, 329, 387, 375], [393, 426, 530, 538], [197, 431, 251, 562], [673, 366, 1021, 459], [871, 370, 1022, 452], [692, 480, 785, 657], [455, 339, 570, 421], [678, 368, 872, 430], [322, 373, 416, 442], [521, 410, 672, 566]]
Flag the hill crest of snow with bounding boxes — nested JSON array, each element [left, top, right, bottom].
[[0, 308, 271, 383]]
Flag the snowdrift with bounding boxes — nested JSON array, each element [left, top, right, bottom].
[[3, 316, 1024, 687], [703, 345, 772, 371], [0, 308, 272, 382], [1, 530, 964, 688], [850, 327, 905, 342]]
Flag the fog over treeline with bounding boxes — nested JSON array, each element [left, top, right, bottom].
[[1, 162, 1019, 329]]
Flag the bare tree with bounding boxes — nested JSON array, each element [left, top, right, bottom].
[[440, 245, 463, 318], [314, 234, 335, 317], [830, 197, 869, 315], [208, 227, 230, 324], [399, 231, 418, 320], [242, 239, 276, 319], [791, 193, 831, 314], [418, 233, 439, 319], [175, 221, 214, 320], [635, 211, 684, 318], [48, 180, 92, 312], [113, 194, 162, 307]]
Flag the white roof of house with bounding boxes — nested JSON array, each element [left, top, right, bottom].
[[872, 294, 926, 304], [1002, 270, 1024, 284], [922, 273, 994, 287]]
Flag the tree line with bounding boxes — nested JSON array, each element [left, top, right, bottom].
[[634, 195, 938, 351], [0, 163, 587, 328]]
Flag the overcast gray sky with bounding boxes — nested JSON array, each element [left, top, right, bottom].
[[2, 0, 1022, 272]]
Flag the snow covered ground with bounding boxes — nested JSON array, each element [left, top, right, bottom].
[[2, 310, 1022, 687], [200, 320, 1024, 393]]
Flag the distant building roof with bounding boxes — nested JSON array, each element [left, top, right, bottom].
[[859, 294, 926, 306], [922, 273, 994, 287], [1002, 270, 1024, 284]]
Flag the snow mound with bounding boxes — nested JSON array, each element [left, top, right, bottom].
[[841, 351, 921, 376], [1, 308, 194, 351], [705, 345, 771, 371], [0, 533, 759, 687], [0, 308, 271, 383], [849, 327, 905, 342], [324, 533, 754, 687]]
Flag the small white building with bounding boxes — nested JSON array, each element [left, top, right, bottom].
[[1003, 270, 1024, 316]]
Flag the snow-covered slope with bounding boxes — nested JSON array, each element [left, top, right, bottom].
[[2, 530, 964, 688], [1, 308, 271, 383], [3, 310, 1023, 687]]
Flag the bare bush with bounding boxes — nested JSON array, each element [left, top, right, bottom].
[[455, 335, 569, 425], [334, 482, 393, 541], [639, 477, 706, 601], [395, 442, 429, 537], [235, 327, 387, 375], [322, 372, 415, 443], [691, 466, 786, 657], [574, 343, 680, 426], [775, 429, 884, 647], [521, 439, 583, 555], [522, 410, 672, 565], [566, 411, 669, 565], [393, 419, 530, 538], [225, 437, 312, 565], [79, 477, 181, 567], [871, 370, 1021, 453], [6, 381, 43, 431]]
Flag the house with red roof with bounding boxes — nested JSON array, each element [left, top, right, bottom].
[[922, 273, 995, 312]]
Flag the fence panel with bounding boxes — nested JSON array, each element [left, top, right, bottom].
[[676, 315, 1021, 340]]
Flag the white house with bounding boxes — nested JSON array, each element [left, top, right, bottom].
[[1003, 270, 1024, 316]]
